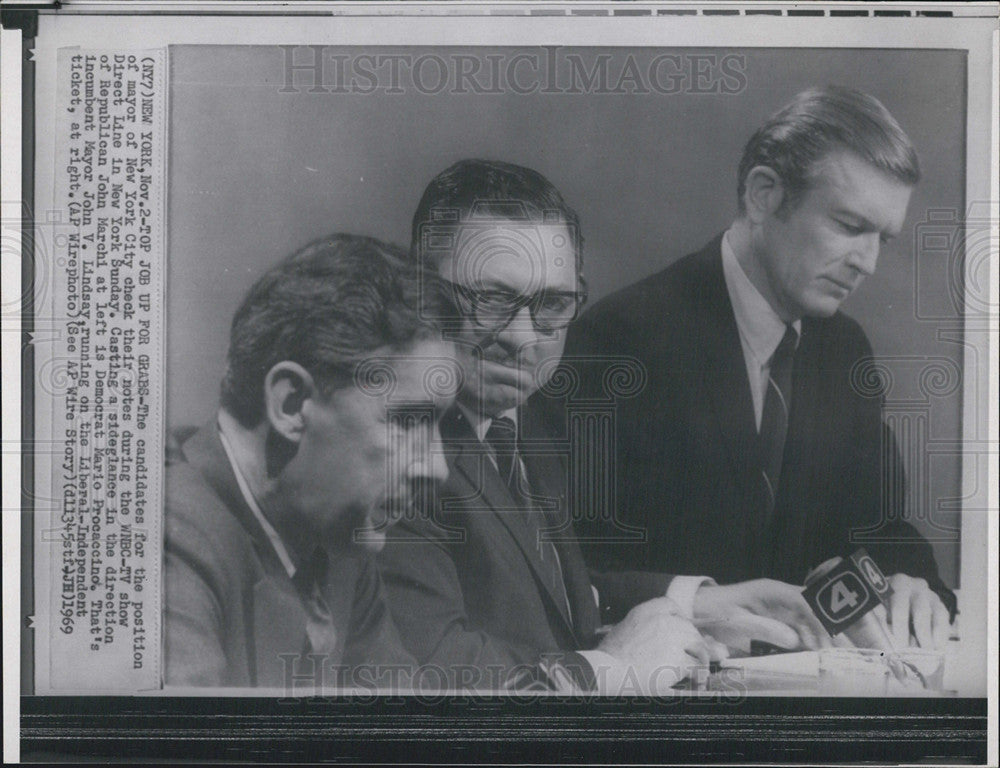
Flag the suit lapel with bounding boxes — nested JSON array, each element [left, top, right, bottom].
[[251, 574, 310, 688], [444, 407, 577, 638], [182, 420, 310, 686], [524, 450, 601, 641], [520, 442, 591, 637], [253, 548, 360, 688], [696, 243, 769, 538]]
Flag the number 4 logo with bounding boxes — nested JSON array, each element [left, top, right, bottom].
[[815, 572, 871, 626], [829, 579, 859, 613], [856, 554, 889, 594]]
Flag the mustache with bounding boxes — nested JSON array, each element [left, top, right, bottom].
[[482, 351, 520, 367], [473, 340, 538, 367], [464, 326, 546, 355]]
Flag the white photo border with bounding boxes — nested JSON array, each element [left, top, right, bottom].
[[4, 3, 997, 764]]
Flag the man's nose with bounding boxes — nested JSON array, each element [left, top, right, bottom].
[[492, 304, 542, 347], [846, 234, 880, 277]]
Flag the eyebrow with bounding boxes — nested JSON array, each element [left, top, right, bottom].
[[832, 208, 899, 236], [832, 208, 874, 227], [470, 280, 579, 295]]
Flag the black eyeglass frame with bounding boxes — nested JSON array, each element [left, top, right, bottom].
[[443, 278, 589, 333]]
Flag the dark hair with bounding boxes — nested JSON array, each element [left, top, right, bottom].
[[737, 86, 920, 215], [410, 158, 584, 275], [220, 233, 447, 427]]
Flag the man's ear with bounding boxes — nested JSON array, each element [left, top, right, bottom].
[[263, 361, 317, 443], [743, 165, 785, 224]]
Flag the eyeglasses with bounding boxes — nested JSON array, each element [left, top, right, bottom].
[[444, 280, 588, 333]]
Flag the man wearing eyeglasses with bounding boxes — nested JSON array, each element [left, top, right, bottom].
[[378, 159, 830, 693]]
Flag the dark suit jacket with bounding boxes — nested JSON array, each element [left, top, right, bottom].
[[563, 235, 956, 616], [378, 404, 675, 688], [163, 420, 415, 688]]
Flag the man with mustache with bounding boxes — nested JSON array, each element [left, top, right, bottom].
[[163, 234, 455, 688], [566, 86, 956, 649], [378, 160, 831, 694]]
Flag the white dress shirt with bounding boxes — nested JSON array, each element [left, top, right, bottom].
[[218, 413, 340, 657], [217, 413, 297, 579], [720, 230, 801, 430]]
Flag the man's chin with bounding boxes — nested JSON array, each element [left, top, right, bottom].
[[351, 506, 408, 553], [802, 298, 842, 318], [800, 284, 855, 318], [351, 530, 387, 554], [324, 513, 391, 555]]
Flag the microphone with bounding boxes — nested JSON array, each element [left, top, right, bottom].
[[802, 549, 924, 687], [802, 548, 894, 649]]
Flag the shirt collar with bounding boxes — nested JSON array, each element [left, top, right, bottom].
[[457, 401, 519, 444], [721, 230, 801, 368], [216, 412, 298, 579]]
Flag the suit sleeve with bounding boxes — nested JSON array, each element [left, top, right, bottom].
[[339, 559, 418, 691], [838, 325, 957, 619], [378, 518, 588, 691], [588, 569, 674, 624], [558, 300, 689, 623], [859, 421, 958, 619], [559, 303, 654, 576]]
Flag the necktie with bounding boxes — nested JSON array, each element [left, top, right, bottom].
[[294, 547, 338, 658], [759, 324, 798, 528], [485, 416, 572, 623], [485, 416, 519, 493]]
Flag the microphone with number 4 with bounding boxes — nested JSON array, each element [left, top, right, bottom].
[[803, 548, 925, 687]]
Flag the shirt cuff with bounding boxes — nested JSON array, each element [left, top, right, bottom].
[[575, 650, 618, 694], [665, 575, 717, 619], [536, 651, 598, 693]]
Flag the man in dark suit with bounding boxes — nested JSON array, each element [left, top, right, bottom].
[[164, 231, 713, 695], [379, 160, 831, 693], [565, 87, 955, 650], [163, 234, 454, 689]]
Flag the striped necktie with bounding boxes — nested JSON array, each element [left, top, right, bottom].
[[485, 416, 519, 492], [485, 416, 572, 624], [759, 324, 798, 528]]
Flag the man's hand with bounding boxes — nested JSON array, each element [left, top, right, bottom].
[[881, 573, 951, 650], [692, 579, 834, 652], [596, 597, 726, 694]]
